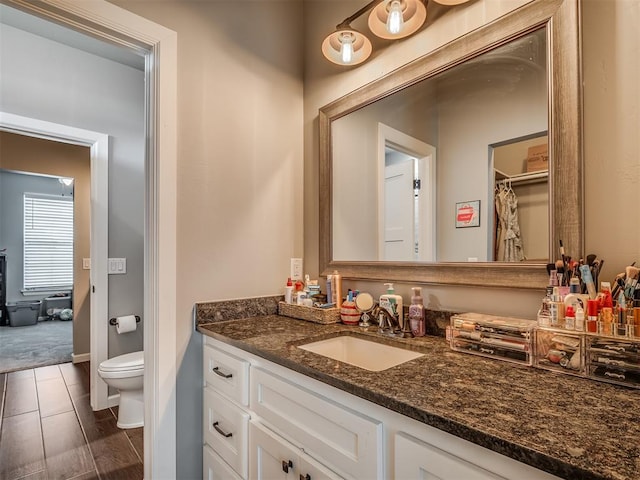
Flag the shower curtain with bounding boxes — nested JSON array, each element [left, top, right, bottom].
[[495, 183, 525, 262]]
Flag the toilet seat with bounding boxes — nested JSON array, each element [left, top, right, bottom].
[[99, 350, 143, 372], [98, 351, 144, 379]]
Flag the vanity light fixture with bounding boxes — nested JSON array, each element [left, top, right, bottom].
[[322, 0, 471, 66], [368, 0, 427, 40]]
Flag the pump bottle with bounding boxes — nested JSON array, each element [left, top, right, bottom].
[[380, 283, 403, 328], [408, 287, 425, 336]]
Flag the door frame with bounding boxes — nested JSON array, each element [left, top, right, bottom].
[[1, 0, 178, 477], [0, 112, 110, 410]]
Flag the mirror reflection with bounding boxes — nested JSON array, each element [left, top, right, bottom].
[[332, 28, 548, 263]]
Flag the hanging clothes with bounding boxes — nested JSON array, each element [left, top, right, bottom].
[[494, 182, 525, 262]]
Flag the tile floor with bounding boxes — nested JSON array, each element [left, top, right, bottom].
[[0, 362, 143, 479]]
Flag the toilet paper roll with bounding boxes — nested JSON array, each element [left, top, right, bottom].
[[115, 315, 138, 334]]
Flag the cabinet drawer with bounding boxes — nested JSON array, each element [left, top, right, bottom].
[[203, 444, 243, 480], [203, 342, 249, 405], [203, 388, 249, 479], [250, 366, 383, 480]]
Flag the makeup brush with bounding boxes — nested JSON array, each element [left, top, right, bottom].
[[625, 266, 639, 286], [586, 254, 597, 267]]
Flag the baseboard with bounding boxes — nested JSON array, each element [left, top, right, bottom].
[[72, 353, 90, 364], [107, 393, 120, 408]]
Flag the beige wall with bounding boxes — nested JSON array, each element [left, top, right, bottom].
[[0, 131, 91, 355], [304, 0, 640, 318], [107, 1, 304, 476]]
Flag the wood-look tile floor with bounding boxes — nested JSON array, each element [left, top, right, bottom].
[[0, 362, 143, 480]]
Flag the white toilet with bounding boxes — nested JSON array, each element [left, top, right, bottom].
[[98, 350, 144, 429]]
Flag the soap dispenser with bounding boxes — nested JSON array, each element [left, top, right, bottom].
[[380, 283, 403, 327], [408, 287, 425, 337]]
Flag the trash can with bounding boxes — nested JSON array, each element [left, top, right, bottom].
[[6, 300, 42, 327]]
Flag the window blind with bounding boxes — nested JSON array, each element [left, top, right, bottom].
[[23, 194, 74, 290]]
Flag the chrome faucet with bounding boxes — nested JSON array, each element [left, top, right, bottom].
[[371, 305, 413, 338]]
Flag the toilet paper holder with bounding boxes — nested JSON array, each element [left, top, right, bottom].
[[109, 315, 141, 326]]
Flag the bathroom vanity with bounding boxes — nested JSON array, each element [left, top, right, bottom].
[[198, 314, 640, 480]]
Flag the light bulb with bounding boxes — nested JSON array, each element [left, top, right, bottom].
[[386, 0, 404, 35], [340, 32, 354, 64]]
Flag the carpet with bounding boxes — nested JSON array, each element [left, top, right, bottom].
[[0, 320, 73, 373]]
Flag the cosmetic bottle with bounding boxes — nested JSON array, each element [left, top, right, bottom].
[[586, 299, 599, 333], [569, 277, 581, 294], [380, 283, 403, 328], [575, 305, 585, 331], [600, 282, 614, 335], [408, 287, 425, 337], [326, 274, 333, 304], [537, 294, 552, 327], [284, 278, 294, 304], [332, 270, 343, 308], [564, 305, 575, 330]]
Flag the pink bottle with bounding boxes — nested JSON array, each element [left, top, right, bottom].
[[408, 287, 425, 337]]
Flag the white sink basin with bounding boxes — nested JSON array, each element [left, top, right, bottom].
[[298, 335, 424, 372]]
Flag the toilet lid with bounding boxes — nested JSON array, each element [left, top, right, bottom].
[[100, 351, 143, 371]]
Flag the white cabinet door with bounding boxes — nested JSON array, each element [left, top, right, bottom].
[[203, 445, 242, 480], [250, 421, 298, 480], [249, 421, 343, 480], [299, 452, 344, 480], [395, 432, 505, 480]]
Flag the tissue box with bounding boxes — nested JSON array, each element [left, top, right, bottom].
[[449, 313, 536, 365], [278, 302, 340, 324]]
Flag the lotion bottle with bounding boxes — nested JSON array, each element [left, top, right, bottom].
[[380, 283, 403, 327], [284, 278, 294, 304], [408, 287, 425, 337]]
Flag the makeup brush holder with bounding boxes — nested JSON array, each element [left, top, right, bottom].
[[449, 313, 536, 366]]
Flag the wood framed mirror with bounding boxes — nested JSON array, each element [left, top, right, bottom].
[[319, 0, 582, 289]]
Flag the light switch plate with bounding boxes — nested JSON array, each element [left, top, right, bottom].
[[82, 258, 91, 270], [290, 257, 303, 281], [108, 258, 127, 275]]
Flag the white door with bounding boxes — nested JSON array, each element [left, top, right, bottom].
[[384, 160, 415, 261]]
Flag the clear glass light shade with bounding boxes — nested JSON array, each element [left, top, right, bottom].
[[386, 1, 404, 35], [368, 0, 427, 40], [321, 27, 373, 66]]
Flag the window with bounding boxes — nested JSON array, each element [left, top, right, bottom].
[[23, 194, 74, 291]]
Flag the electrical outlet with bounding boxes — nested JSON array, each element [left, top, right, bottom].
[[108, 258, 127, 274], [290, 258, 303, 281], [82, 258, 91, 270]]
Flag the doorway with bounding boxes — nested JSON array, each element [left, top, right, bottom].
[[0, 0, 177, 476], [0, 158, 81, 372], [377, 123, 437, 262]]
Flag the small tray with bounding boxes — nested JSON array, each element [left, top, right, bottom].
[[278, 302, 340, 324]]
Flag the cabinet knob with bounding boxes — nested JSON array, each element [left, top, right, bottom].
[[212, 366, 233, 379], [212, 421, 233, 438], [282, 459, 293, 473], [300, 474, 311, 480]]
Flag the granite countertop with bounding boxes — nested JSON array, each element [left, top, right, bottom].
[[197, 315, 640, 480]]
